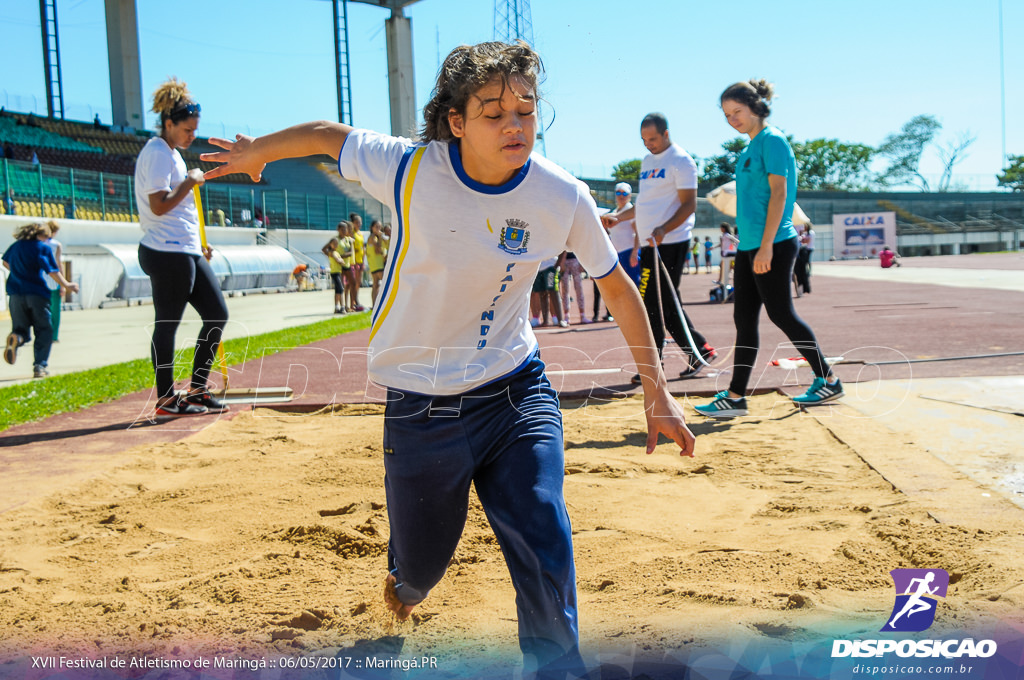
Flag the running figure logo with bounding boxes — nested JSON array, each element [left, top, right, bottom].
[[498, 218, 530, 255], [883, 568, 949, 632]]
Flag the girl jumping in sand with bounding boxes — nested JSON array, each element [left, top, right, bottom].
[[202, 40, 694, 680]]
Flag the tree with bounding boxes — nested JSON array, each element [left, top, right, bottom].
[[997, 155, 1024, 192], [699, 137, 747, 187], [792, 138, 874, 191], [875, 115, 942, 191], [936, 131, 976, 192], [612, 159, 641, 183]]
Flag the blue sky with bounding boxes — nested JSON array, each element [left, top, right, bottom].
[[2, 0, 1020, 189]]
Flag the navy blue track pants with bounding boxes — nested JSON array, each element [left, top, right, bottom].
[[383, 351, 585, 678]]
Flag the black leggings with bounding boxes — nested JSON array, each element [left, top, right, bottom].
[[139, 244, 229, 399], [637, 240, 707, 359], [794, 246, 812, 293], [730, 237, 830, 395]]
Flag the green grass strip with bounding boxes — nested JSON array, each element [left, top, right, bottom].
[[0, 312, 371, 432]]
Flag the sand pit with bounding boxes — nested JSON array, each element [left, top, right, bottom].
[[1, 396, 1022, 677]]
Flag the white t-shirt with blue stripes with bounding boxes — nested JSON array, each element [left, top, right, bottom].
[[339, 129, 618, 396]]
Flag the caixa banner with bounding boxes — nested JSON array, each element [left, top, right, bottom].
[[832, 211, 896, 260]]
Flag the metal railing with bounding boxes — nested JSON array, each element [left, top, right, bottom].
[[4, 155, 1021, 244]]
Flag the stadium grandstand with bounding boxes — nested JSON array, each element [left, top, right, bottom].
[[0, 107, 390, 230], [1, 109, 217, 179]]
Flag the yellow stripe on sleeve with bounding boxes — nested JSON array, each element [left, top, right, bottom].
[[369, 147, 426, 341]]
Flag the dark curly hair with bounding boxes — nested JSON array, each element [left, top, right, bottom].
[[720, 79, 774, 119], [152, 77, 200, 130], [420, 41, 544, 143]]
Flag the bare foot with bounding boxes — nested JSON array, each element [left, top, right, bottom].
[[383, 574, 416, 621]]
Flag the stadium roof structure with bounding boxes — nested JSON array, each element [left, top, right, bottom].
[[53, 1, 423, 136], [334, 0, 420, 9], [318, 0, 423, 135]]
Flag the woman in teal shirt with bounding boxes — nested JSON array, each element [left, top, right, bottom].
[[696, 79, 842, 418]]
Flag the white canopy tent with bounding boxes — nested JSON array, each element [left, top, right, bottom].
[[704, 181, 811, 226]]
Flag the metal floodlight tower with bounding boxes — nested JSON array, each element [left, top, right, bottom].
[[40, 0, 65, 119], [332, 0, 354, 126], [494, 0, 534, 46], [493, 0, 545, 155]]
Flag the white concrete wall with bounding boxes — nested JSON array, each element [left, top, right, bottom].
[[0, 215, 263, 251], [1, 216, 337, 310], [260, 227, 363, 270]]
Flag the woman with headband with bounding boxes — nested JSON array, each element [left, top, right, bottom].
[[135, 77, 228, 418]]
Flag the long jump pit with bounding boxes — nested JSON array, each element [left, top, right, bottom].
[[1, 393, 1022, 680]]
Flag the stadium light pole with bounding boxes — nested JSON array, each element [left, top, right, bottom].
[[998, 0, 1006, 169], [334, 0, 422, 137]]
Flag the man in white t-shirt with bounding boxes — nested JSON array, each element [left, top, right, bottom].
[[602, 113, 715, 381]]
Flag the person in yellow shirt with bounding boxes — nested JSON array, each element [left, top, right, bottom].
[[335, 221, 356, 311], [348, 213, 366, 311], [365, 219, 387, 307], [322, 236, 346, 313], [333, 220, 354, 310]]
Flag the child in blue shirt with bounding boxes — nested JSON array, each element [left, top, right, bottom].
[[3, 222, 79, 377]]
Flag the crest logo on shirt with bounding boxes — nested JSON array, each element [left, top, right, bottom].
[[498, 218, 530, 255]]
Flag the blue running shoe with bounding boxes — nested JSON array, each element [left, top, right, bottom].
[[694, 390, 748, 419], [792, 377, 844, 405]]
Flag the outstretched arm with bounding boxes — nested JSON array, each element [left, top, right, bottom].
[[201, 121, 353, 182], [595, 265, 696, 457], [600, 204, 635, 228], [48, 270, 78, 293]]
